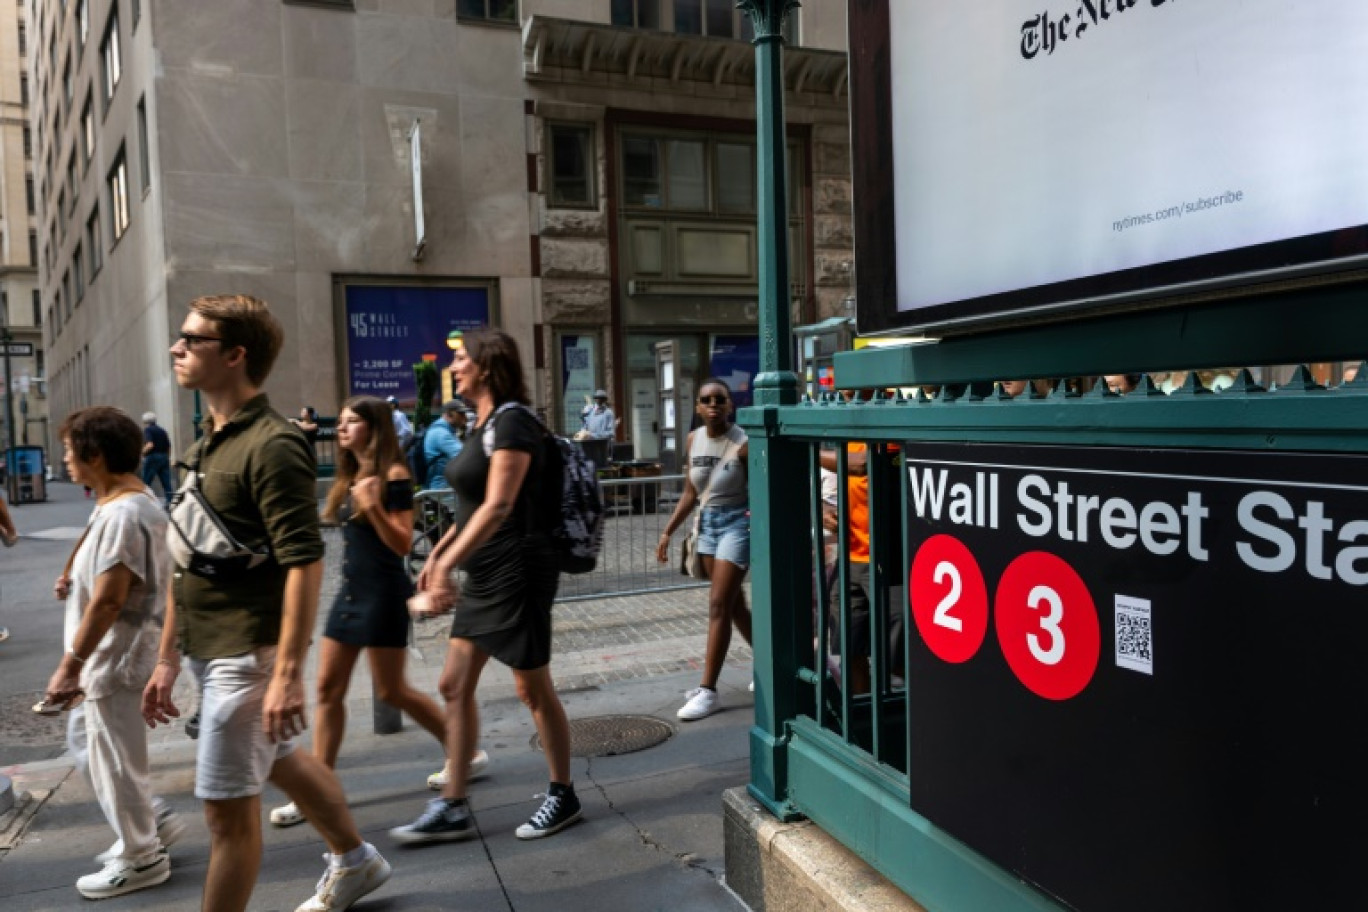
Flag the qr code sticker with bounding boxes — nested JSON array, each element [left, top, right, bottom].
[[1115, 595, 1152, 675]]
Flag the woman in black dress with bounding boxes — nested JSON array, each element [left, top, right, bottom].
[[270, 396, 463, 828], [391, 328, 580, 844]]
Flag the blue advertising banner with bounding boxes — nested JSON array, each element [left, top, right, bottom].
[[344, 285, 490, 404], [708, 335, 758, 409]]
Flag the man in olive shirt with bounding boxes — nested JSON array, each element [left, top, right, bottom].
[[142, 295, 390, 912]]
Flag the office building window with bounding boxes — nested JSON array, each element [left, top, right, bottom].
[[547, 123, 596, 209], [621, 135, 716, 211], [611, 0, 660, 29], [132, 0, 140, 27], [136, 96, 150, 192], [81, 95, 95, 164], [18, 23, 25, 55], [63, 56, 72, 103], [457, 0, 516, 24], [20, 74, 27, 106], [62, 271, 71, 319], [78, 0, 89, 48], [25, 176, 34, 214], [100, 7, 121, 109], [23, 126, 31, 159], [73, 245, 84, 302], [32, 290, 41, 327], [613, 1, 799, 43], [87, 206, 103, 275], [67, 154, 77, 207], [715, 141, 755, 213], [108, 150, 129, 240]]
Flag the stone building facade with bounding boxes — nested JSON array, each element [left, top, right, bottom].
[[31, 0, 853, 461], [0, 4, 44, 458]]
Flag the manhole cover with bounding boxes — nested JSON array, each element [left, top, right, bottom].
[[532, 714, 673, 758]]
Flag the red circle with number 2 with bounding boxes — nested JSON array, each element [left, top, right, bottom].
[[994, 551, 1099, 701], [910, 535, 989, 664]]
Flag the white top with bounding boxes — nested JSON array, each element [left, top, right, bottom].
[[688, 424, 748, 510], [63, 489, 169, 700]]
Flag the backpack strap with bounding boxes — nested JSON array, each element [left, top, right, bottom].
[[481, 401, 534, 457]]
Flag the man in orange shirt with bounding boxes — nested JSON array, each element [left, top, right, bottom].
[[819, 440, 897, 695]]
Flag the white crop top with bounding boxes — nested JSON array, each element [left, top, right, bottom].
[[688, 424, 748, 509]]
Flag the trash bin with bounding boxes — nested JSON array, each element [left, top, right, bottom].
[[577, 438, 611, 474], [5, 446, 47, 504], [620, 460, 662, 514]]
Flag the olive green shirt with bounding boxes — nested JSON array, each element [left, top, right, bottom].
[[173, 394, 324, 659]]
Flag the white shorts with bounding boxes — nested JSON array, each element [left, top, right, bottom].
[[188, 646, 296, 801]]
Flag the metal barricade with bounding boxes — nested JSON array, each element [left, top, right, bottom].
[[406, 476, 709, 601], [557, 473, 708, 602], [408, 489, 457, 582]]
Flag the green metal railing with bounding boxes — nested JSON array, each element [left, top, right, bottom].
[[735, 3, 1368, 908], [745, 355, 1368, 912]]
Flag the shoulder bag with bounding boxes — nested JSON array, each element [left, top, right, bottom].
[[678, 434, 738, 580]]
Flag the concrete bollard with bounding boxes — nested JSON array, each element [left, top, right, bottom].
[[372, 681, 402, 734]]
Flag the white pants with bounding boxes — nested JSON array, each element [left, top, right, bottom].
[[67, 688, 160, 859]]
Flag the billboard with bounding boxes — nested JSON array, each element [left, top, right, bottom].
[[343, 285, 490, 404], [902, 441, 1368, 911], [852, 1, 1368, 334]]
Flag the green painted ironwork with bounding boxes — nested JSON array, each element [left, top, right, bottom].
[[734, 3, 1368, 912]]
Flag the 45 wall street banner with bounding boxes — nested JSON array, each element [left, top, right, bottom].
[[903, 442, 1368, 912]]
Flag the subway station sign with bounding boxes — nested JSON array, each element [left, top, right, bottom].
[[903, 442, 1367, 912]]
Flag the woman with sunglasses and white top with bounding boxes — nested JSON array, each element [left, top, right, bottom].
[[655, 378, 754, 720]]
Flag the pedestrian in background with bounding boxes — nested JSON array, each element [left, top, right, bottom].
[[422, 399, 466, 491], [655, 378, 753, 721], [43, 406, 184, 900], [0, 487, 17, 547], [290, 406, 320, 454], [392, 327, 581, 844], [578, 389, 616, 439], [269, 395, 486, 829], [387, 396, 414, 450], [139, 413, 174, 506], [141, 294, 389, 912]]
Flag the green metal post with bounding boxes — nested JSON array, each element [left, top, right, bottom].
[[739, 0, 806, 821]]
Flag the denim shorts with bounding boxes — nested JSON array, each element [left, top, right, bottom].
[[697, 504, 750, 570], [187, 646, 297, 800]]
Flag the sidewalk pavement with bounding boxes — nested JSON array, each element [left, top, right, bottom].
[[0, 484, 755, 911]]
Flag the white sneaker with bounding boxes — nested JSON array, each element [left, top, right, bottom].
[[426, 749, 490, 790], [76, 851, 170, 899], [295, 849, 392, 912], [676, 687, 720, 721], [95, 807, 187, 864], [270, 800, 307, 828]]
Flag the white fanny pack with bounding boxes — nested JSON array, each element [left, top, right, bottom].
[[168, 467, 272, 578]]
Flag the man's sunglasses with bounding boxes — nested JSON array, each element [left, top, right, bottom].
[[176, 331, 224, 348], [698, 395, 729, 406]]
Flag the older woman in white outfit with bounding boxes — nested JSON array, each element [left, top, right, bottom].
[[42, 406, 184, 900]]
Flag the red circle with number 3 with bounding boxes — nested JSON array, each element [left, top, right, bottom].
[[994, 551, 1099, 701], [909, 535, 989, 664]]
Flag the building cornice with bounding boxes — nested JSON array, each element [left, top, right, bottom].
[[523, 15, 847, 105]]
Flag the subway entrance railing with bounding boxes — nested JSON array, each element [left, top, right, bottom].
[[741, 301, 1368, 912]]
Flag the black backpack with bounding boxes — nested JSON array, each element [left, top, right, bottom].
[[483, 403, 604, 574], [408, 423, 430, 491]]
